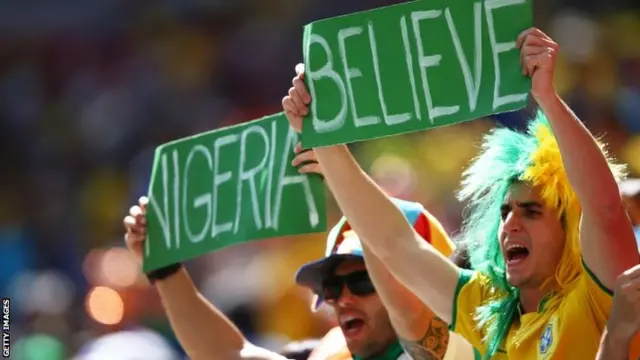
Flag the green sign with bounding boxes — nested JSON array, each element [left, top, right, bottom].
[[300, 0, 532, 147], [143, 113, 327, 272]]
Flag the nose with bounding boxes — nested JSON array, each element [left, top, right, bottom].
[[336, 284, 357, 308], [503, 211, 523, 233]]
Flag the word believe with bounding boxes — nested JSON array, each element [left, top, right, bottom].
[[301, 0, 532, 147]]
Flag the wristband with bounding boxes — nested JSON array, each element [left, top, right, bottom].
[[146, 263, 183, 284]]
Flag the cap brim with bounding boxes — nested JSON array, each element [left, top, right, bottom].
[[295, 253, 363, 309]]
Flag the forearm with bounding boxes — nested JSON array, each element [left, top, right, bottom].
[[314, 145, 416, 257], [361, 244, 436, 332], [314, 145, 459, 319], [156, 268, 245, 360], [536, 93, 637, 285], [596, 328, 632, 360], [362, 244, 450, 359], [535, 93, 622, 213]]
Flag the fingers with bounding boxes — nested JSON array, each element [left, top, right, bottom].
[[520, 48, 555, 76], [294, 141, 304, 154], [130, 205, 147, 223], [521, 50, 549, 76], [123, 200, 150, 264], [288, 86, 308, 116], [515, 28, 533, 48], [130, 204, 143, 217], [124, 203, 147, 236], [282, 95, 303, 133], [516, 27, 550, 48], [521, 46, 553, 58], [291, 149, 318, 167], [520, 32, 557, 58], [282, 97, 299, 116], [517, 27, 558, 76], [295, 63, 305, 78], [282, 65, 312, 133], [124, 214, 146, 234], [286, 63, 311, 115], [620, 278, 640, 293], [139, 196, 148, 211], [287, 67, 311, 117], [124, 215, 146, 236], [291, 142, 322, 175], [297, 162, 323, 176], [293, 76, 311, 105], [617, 265, 640, 302], [521, 34, 556, 49], [621, 264, 640, 280], [124, 215, 136, 231]]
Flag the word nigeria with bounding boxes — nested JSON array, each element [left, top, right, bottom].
[[144, 113, 326, 272]]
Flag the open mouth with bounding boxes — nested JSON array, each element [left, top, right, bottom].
[[339, 315, 365, 337], [506, 244, 529, 265]]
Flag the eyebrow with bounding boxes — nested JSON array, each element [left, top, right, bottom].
[[501, 201, 544, 212]]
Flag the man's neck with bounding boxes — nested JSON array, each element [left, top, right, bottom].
[[353, 341, 404, 360], [519, 287, 548, 313]]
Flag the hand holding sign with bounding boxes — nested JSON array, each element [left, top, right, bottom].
[[124, 197, 148, 266], [516, 27, 559, 100], [283, 64, 311, 134], [283, 77, 324, 175], [292, 143, 323, 176]]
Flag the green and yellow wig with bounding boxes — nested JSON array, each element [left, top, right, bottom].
[[456, 110, 626, 358]]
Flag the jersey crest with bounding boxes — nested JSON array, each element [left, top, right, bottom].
[[538, 315, 559, 358]]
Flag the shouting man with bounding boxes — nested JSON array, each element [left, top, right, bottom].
[[281, 27, 639, 359]]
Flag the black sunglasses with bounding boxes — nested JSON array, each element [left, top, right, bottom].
[[320, 270, 376, 301]]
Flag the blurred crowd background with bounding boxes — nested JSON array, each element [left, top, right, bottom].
[[0, 0, 639, 359]]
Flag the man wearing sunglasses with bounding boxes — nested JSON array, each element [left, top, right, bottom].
[[124, 191, 476, 359], [293, 195, 477, 360]]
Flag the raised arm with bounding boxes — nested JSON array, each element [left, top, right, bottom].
[[597, 329, 630, 360], [124, 198, 286, 360], [294, 150, 475, 359], [518, 28, 638, 288], [362, 243, 454, 359], [596, 265, 640, 360], [284, 65, 460, 323]]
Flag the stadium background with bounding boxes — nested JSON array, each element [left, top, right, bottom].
[[0, 0, 638, 358]]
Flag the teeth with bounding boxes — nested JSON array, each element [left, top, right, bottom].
[[340, 315, 358, 323], [507, 244, 526, 251]]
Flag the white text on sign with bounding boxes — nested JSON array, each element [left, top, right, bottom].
[[147, 121, 321, 254], [306, 0, 528, 133]]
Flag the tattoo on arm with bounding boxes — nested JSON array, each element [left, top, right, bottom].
[[398, 317, 450, 360]]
